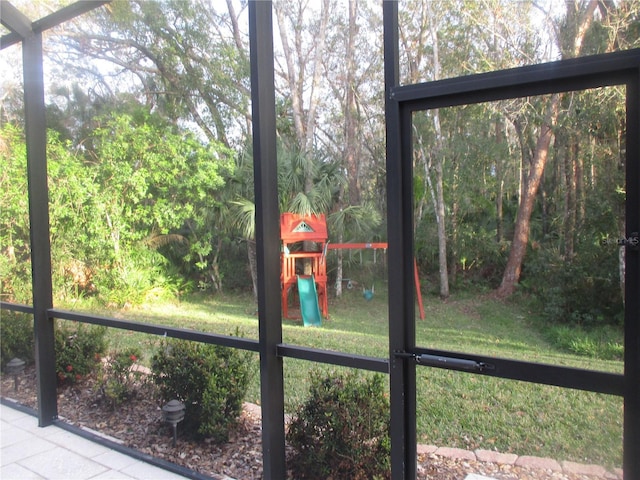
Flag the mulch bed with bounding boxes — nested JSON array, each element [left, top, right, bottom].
[[1, 366, 616, 480]]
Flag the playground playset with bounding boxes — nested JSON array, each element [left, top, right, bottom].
[[280, 213, 424, 326], [280, 213, 328, 326]]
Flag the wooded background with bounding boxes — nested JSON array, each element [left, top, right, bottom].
[[1, 0, 638, 329]]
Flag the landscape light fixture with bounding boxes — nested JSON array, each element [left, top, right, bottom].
[[162, 399, 185, 447], [6, 358, 25, 392]]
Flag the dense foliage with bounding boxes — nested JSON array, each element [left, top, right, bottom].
[[0, 314, 108, 383], [97, 346, 145, 407], [0, 312, 34, 368], [0, 124, 33, 303], [54, 322, 108, 385], [286, 371, 391, 480], [150, 339, 253, 443], [0, 109, 233, 306]]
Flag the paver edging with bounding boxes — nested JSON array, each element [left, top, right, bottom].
[[515, 454, 562, 471], [434, 446, 477, 461], [474, 448, 518, 465], [417, 444, 438, 455], [417, 443, 621, 479], [561, 460, 608, 476]]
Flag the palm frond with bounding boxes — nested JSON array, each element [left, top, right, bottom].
[[230, 198, 256, 240], [145, 233, 189, 249]]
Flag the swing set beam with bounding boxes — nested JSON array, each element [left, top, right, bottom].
[[327, 243, 388, 250], [326, 243, 425, 320]]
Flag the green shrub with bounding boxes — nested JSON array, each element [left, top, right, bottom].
[[546, 324, 623, 360], [0, 312, 34, 368], [286, 371, 391, 480], [523, 242, 623, 328], [55, 322, 107, 385], [151, 339, 252, 443], [97, 347, 145, 407]]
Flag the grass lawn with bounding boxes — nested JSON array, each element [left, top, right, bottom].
[[64, 284, 623, 469]]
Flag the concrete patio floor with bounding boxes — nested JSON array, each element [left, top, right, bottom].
[[0, 401, 198, 480]]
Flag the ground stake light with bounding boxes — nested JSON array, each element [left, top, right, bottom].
[[6, 358, 25, 392], [162, 399, 185, 447]]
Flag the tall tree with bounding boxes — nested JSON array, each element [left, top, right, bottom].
[[273, 0, 332, 275], [342, 0, 363, 206], [274, 0, 330, 158], [402, 0, 539, 297], [50, 0, 250, 146], [319, 0, 384, 295], [424, 0, 449, 298], [497, 0, 601, 297]]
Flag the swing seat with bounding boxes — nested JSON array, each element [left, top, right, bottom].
[[363, 284, 374, 300]]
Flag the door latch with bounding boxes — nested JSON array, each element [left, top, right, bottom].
[[394, 351, 495, 373], [618, 233, 639, 250], [602, 232, 638, 250]]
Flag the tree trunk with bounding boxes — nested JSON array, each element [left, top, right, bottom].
[[496, 0, 598, 297], [563, 132, 578, 259], [211, 237, 223, 292], [335, 232, 344, 297], [247, 239, 258, 304], [419, 128, 450, 299], [274, 0, 330, 156], [619, 218, 625, 307], [449, 148, 460, 286], [497, 94, 560, 297], [426, 1, 449, 299], [512, 118, 531, 208], [275, 3, 305, 146], [495, 117, 505, 243], [344, 0, 361, 206], [576, 139, 585, 227], [434, 148, 450, 299], [275, 0, 330, 273]]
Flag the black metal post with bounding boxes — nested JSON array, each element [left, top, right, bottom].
[[384, 2, 417, 479], [249, 1, 286, 478], [623, 71, 640, 480], [23, 30, 57, 426]]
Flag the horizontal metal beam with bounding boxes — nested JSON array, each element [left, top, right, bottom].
[[0, 301, 35, 314], [277, 343, 389, 373], [49, 308, 260, 352], [0, 31, 21, 48], [8, 303, 621, 395], [32, 1, 111, 34], [411, 347, 624, 396], [392, 48, 640, 110], [1, 0, 111, 50], [1, 1, 32, 39], [327, 243, 388, 250]]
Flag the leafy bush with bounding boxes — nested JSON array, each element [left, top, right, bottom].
[[523, 244, 623, 327], [55, 322, 107, 385], [286, 371, 391, 480], [0, 312, 34, 368], [0, 124, 34, 304], [97, 347, 144, 407], [151, 339, 253, 443]]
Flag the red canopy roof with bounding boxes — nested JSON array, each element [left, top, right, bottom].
[[280, 213, 328, 243]]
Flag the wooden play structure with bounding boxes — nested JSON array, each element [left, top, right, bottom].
[[280, 213, 329, 322], [280, 213, 424, 323]]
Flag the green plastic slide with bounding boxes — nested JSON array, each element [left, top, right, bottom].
[[296, 275, 322, 327]]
